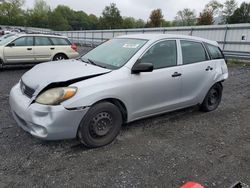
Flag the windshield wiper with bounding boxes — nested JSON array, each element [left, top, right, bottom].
[[81, 57, 107, 69], [89, 59, 107, 69]]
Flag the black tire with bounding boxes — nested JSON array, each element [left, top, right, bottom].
[[53, 54, 67, 61], [200, 83, 223, 112], [77, 102, 122, 148], [0, 59, 3, 69]]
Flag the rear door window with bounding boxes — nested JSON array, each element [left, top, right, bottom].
[[50, 37, 71, 45], [205, 43, 224, 59], [181, 40, 208, 65], [35, 37, 52, 46]]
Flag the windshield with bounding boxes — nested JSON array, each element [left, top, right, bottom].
[[82, 38, 147, 69], [0, 35, 16, 46]]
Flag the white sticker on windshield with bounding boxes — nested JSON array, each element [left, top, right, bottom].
[[123, 44, 140, 48]]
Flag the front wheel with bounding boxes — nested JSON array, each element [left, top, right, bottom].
[[0, 59, 3, 69], [77, 102, 122, 148], [200, 83, 223, 112]]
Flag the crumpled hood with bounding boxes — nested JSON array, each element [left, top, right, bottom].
[[21, 59, 111, 91]]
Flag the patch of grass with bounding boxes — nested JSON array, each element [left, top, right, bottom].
[[227, 59, 250, 66]]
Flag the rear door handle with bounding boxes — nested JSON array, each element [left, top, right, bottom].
[[172, 72, 182, 77], [206, 66, 213, 71], [27, 48, 32, 51], [50, 47, 55, 50]]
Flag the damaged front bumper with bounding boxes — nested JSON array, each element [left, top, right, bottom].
[[9, 83, 89, 140]]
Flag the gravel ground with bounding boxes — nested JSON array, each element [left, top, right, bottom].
[[0, 60, 250, 187]]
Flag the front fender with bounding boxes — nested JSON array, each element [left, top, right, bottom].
[[61, 68, 131, 112]]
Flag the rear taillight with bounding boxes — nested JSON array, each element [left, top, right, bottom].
[[71, 43, 77, 52]]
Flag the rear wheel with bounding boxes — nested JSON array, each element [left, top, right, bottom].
[[53, 54, 67, 61], [77, 102, 122, 148], [200, 83, 222, 112], [0, 59, 3, 69]]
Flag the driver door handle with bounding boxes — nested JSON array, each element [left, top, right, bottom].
[[172, 72, 182, 77], [27, 48, 32, 51]]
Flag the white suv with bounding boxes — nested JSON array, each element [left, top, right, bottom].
[[0, 34, 79, 67]]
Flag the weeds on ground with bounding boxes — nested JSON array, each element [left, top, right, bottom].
[[227, 59, 250, 66]]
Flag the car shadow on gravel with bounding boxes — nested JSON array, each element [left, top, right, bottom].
[[122, 105, 200, 131], [32, 105, 201, 152], [0, 66, 32, 72]]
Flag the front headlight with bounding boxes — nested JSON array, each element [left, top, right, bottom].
[[36, 87, 77, 105]]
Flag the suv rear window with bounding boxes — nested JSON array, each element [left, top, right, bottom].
[[181, 40, 208, 65], [50, 37, 71, 45], [205, 43, 224, 60]]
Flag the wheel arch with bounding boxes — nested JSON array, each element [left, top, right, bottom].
[[92, 98, 128, 124], [0, 57, 3, 68], [199, 81, 223, 105], [53, 52, 69, 60]]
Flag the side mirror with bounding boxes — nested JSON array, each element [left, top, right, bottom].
[[132, 61, 153, 74], [7, 43, 15, 47]]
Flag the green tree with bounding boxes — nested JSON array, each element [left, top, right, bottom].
[[48, 9, 71, 30], [135, 19, 145, 28], [122, 17, 136, 29], [0, 0, 25, 26], [88, 14, 99, 30], [162, 20, 171, 27], [149, 9, 164, 27], [174, 8, 197, 26], [222, 0, 238, 23], [26, 0, 50, 27], [228, 2, 250, 24], [53, 5, 75, 29], [205, 0, 223, 17], [100, 3, 123, 29], [197, 9, 214, 25], [73, 11, 89, 30]]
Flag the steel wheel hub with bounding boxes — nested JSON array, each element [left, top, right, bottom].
[[90, 112, 113, 137]]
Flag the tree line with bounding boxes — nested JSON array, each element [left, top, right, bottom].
[[0, 0, 250, 31]]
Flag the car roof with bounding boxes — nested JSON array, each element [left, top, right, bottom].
[[117, 34, 218, 46], [15, 33, 67, 39]]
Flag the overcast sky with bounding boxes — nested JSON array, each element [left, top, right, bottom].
[[24, 0, 246, 21]]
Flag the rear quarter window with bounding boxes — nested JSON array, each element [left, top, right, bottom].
[[50, 37, 71, 45], [205, 43, 224, 59]]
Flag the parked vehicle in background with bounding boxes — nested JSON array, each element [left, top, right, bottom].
[[2, 30, 12, 35], [9, 34, 228, 148], [0, 33, 16, 42], [0, 27, 3, 36], [0, 33, 79, 67]]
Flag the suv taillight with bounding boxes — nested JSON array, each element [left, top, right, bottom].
[[71, 43, 77, 52]]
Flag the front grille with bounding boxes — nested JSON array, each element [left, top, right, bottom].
[[20, 80, 35, 98]]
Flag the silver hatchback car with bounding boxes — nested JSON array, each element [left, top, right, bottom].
[[9, 34, 228, 148]]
